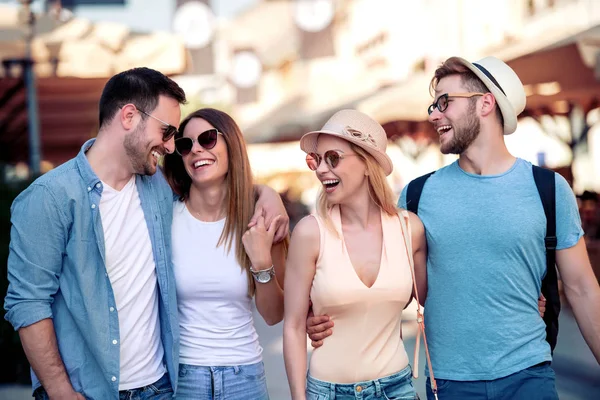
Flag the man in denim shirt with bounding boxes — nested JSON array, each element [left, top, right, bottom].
[[4, 68, 288, 400]]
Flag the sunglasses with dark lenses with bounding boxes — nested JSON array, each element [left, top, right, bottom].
[[427, 92, 485, 115], [174, 129, 222, 156], [138, 109, 179, 141], [306, 150, 357, 171]]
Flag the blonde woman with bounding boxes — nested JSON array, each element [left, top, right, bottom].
[[283, 110, 427, 400], [163, 108, 286, 399]]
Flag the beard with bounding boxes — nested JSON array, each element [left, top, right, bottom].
[[440, 101, 480, 155], [123, 121, 157, 176]]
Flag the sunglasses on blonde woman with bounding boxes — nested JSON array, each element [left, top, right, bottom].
[[174, 129, 223, 156], [306, 150, 357, 171]]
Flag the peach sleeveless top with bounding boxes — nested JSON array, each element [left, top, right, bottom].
[[309, 206, 413, 383]]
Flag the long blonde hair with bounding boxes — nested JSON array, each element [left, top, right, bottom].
[[316, 142, 397, 233]]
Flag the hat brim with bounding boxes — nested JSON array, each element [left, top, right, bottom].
[[454, 57, 517, 135], [300, 130, 393, 176]]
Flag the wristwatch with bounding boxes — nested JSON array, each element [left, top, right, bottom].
[[250, 265, 275, 284]]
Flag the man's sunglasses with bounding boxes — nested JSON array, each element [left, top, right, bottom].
[[174, 129, 223, 156], [306, 150, 357, 171], [137, 109, 179, 141], [427, 92, 485, 115]]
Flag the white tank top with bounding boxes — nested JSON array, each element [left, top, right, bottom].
[[99, 176, 166, 390], [172, 200, 262, 366]]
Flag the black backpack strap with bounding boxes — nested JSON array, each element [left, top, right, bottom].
[[532, 165, 560, 353], [406, 171, 436, 214]]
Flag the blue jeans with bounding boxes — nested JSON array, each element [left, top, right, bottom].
[[33, 374, 173, 400], [175, 361, 269, 400], [306, 365, 418, 400], [119, 374, 174, 400], [425, 362, 558, 400]]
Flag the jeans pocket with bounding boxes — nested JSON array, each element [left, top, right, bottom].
[[149, 374, 173, 395], [426, 377, 451, 392], [238, 362, 266, 381], [306, 391, 328, 400], [520, 363, 555, 378], [382, 380, 417, 400]]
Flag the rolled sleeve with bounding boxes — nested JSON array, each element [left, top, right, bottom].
[[4, 184, 67, 330], [555, 174, 584, 250]]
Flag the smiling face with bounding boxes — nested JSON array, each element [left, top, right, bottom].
[[180, 117, 229, 188], [314, 134, 368, 205], [429, 75, 481, 155], [124, 95, 181, 175]]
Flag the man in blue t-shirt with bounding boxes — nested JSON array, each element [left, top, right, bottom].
[[307, 56, 600, 400]]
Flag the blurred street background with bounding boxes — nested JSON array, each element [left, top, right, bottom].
[[1, 0, 600, 399]]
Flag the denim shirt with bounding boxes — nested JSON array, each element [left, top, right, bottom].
[[4, 139, 179, 400]]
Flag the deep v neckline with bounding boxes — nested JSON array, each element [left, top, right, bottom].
[[334, 206, 385, 289]]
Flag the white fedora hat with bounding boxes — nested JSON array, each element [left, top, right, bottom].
[[454, 56, 526, 134], [300, 109, 393, 175]]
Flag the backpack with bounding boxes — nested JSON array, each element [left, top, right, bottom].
[[405, 165, 560, 353]]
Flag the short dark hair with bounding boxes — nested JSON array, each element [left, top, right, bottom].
[[431, 57, 504, 127], [98, 67, 187, 128]]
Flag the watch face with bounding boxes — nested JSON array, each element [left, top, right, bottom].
[[257, 271, 272, 284]]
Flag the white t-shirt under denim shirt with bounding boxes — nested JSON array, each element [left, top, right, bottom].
[[171, 200, 262, 366], [100, 176, 166, 390], [399, 158, 583, 381]]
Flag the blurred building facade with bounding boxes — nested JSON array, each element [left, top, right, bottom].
[[2, 0, 600, 193]]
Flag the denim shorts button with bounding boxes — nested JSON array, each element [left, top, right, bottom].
[[356, 385, 362, 392], [111, 376, 116, 382]]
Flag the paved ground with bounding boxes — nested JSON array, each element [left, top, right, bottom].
[[1, 302, 598, 400]]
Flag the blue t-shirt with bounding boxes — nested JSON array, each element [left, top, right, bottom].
[[399, 158, 583, 381]]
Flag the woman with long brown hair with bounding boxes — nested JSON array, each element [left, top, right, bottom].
[[163, 108, 286, 399]]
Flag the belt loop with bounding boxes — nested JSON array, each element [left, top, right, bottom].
[[233, 365, 240, 374], [374, 380, 382, 397], [330, 382, 336, 400]]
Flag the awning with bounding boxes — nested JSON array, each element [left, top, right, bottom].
[[356, 72, 432, 125], [0, 76, 107, 165], [508, 41, 600, 116]]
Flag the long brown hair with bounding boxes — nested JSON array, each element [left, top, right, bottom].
[[316, 142, 397, 234], [431, 57, 504, 126], [163, 108, 257, 295]]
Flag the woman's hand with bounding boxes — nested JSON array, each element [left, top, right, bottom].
[[243, 215, 281, 269], [251, 185, 290, 243]]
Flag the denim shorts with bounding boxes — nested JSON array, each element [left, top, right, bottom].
[[307, 365, 418, 400], [425, 362, 558, 400], [175, 361, 269, 400]]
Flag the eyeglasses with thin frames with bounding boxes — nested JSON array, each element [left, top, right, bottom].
[[136, 109, 179, 141], [427, 92, 485, 115]]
